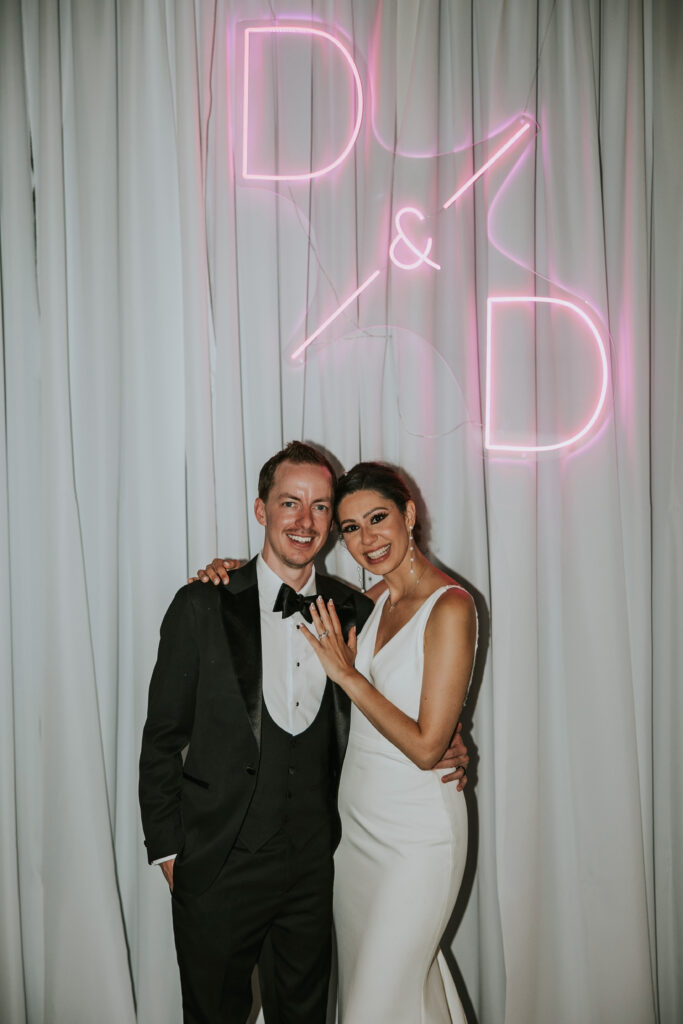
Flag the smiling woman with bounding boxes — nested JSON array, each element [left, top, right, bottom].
[[298, 461, 477, 1021]]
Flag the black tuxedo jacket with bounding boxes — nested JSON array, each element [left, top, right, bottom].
[[139, 558, 373, 893]]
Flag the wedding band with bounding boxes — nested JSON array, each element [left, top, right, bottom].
[[318, 630, 329, 640]]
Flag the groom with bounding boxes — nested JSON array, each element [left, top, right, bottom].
[[139, 441, 468, 1023]]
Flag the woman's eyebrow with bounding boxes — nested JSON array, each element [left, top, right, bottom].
[[340, 505, 389, 525]]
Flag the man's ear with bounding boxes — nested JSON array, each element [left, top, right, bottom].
[[254, 497, 266, 526]]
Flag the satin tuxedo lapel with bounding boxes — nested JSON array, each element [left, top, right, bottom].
[[218, 559, 263, 746]]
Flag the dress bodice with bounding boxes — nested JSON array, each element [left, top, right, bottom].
[[352, 585, 474, 755]]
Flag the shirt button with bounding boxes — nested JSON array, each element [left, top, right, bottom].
[[296, 662, 300, 668], [288, 767, 296, 776], [295, 701, 300, 707]]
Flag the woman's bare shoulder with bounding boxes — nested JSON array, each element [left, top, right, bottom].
[[428, 579, 476, 631]]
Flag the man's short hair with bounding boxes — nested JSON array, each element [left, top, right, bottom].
[[258, 442, 336, 501]]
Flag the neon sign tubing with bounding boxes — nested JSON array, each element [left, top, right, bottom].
[[485, 296, 609, 453], [442, 121, 532, 209], [389, 206, 441, 271], [290, 270, 381, 360], [242, 26, 364, 182]]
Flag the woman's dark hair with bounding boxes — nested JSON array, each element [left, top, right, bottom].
[[334, 462, 421, 543], [258, 441, 336, 500]]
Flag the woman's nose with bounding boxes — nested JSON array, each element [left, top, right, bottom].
[[360, 523, 373, 544]]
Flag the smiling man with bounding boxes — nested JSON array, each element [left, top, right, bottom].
[[139, 441, 468, 1024]]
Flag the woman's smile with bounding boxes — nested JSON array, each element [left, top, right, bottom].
[[364, 542, 392, 564]]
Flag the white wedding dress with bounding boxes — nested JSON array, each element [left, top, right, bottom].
[[334, 587, 470, 1023]]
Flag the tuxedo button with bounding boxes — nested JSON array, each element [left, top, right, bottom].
[[244, 765, 256, 775], [288, 767, 296, 775]]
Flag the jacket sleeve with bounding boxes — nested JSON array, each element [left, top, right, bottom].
[[139, 586, 199, 863]]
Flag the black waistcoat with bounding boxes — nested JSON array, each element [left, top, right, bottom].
[[237, 685, 336, 852]]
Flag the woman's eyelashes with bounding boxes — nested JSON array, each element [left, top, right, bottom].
[[341, 511, 389, 534]]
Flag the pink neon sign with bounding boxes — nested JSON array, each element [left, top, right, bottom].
[[485, 296, 609, 453], [242, 26, 363, 182], [236, 23, 611, 457]]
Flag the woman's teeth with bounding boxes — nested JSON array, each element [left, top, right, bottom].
[[366, 544, 390, 562]]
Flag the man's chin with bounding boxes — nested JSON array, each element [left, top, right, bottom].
[[281, 541, 320, 567], [281, 552, 317, 569]]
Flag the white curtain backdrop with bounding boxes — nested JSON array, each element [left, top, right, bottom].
[[1, 1, 680, 1022]]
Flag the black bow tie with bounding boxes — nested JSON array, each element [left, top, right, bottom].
[[273, 583, 320, 623]]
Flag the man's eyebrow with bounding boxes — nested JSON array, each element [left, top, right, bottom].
[[277, 492, 332, 503], [339, 505, 389, 525]]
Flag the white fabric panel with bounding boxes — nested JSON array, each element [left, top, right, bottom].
[[0, 1, 137, 1022], [115, 4, 188, 1021], [0, 5, 34, 1021], [651, 4, 683, 1023], [0, 1, 679, 1022], [482, 3, 654, 1022]]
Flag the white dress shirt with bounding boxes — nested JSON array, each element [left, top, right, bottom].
[[153, 556, 328, 865], [256, 554, 328, 734]]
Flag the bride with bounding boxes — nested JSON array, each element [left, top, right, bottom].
[[299, 461, 476, 1022]]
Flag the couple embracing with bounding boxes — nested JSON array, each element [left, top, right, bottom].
[[139, 442, 477, 1023]]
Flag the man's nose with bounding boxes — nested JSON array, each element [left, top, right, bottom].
[[296, 505, 314, 529]]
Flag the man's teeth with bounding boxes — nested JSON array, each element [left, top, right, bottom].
[[288, 535, 313, 544], [366, 544, 390, 561]]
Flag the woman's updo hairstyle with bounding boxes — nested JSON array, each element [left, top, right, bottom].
[[334, 462, 421, 545]]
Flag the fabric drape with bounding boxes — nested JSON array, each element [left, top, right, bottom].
[[0, 2, 680, 1022]]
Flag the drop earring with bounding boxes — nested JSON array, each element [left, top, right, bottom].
[[409, 524, 415, 574], [358, 565, 366, 593]]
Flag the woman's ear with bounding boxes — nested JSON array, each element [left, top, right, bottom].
[[405, 499, 417, 530]]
